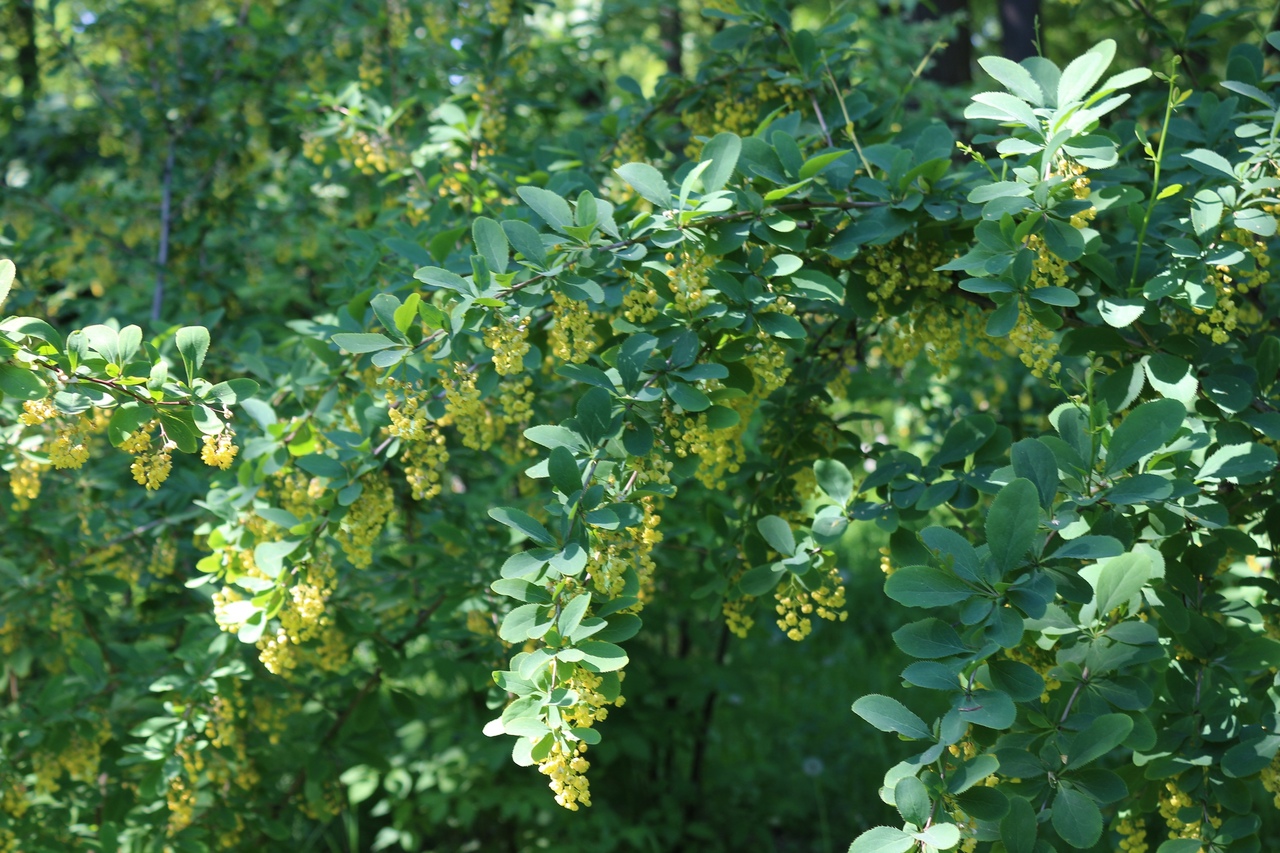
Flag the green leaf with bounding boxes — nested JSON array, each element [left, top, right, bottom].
[[575, 640, 628, 672], [1057, 39, 1115, 104], [617, 334, 657, 392], [175, 325, 210, 385], [739, 563, 786, 595], [893, 618, 968, 658], [961, 690, 1017, 729], [331, 333, 402, 354], [254, 539, 302, 579], [576, 387, 615, 445], [987, 660, 1045, 703], [614, 162, 671, 208], [1196, 443, 1277, 483], [548, 446, 581, 495], [1091, 551, 1151, 615], [978, 55, 1044, 103], [517, 186, 573, 233], [913, 824, 960, 850], [799, 150, 849, 180], [985, 478, 1040, 575], [757, 515, 796, 557], [558, 593, 591, 638], [1011, 439, 1059, 509], [814, 459, 853, 505], [757, 311, 806, 339], [1097, 297, 1145, 327], [1156, 842, 1205, 853], [931, 414, 996, 467], [1143, 354, 1197, 407], [985, 298, 1020, 337], [1028, 285, 1079, 306], [848, 826, 916, 853], [0, 259, 13, 310], [1065, 713, 1134, 769], [503, 220, 547, 267], [851, 694, 932, 740], [499, 603, 542, 642], [489, 507, 555, 547], [884, 567, 974, 608], [667, 381, 711, 412], [1051, 786, 1102, 848], [1222, 735, 1280, 778], [1001, 796, 1037, 853], [473, 217, 509, 274], [893, 776, 930, 826], [0, 364, 46, 400], [1105, 398, 1185, 475], [699, 132, 741, 193]]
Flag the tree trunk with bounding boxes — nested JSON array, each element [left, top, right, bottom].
[[911, 0, 972, 86], [999, 0, 1040, 62], [658, 3, 682, 76], [16, 0, 39, 106]]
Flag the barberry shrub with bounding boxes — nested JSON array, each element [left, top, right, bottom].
[[5, 1, 1280, 850]]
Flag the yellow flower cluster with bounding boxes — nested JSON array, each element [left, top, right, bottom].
[[20, 398, 56, 426], [549, 292, 599, 363], [586, 496, 663, 601], [9, 455, 45, 510], [149, 536, 178, 577], [862, 238, 955, 310], [622, 272, 660, 323], [132, 441, 175, 490], [385, 381, 432, 441], [200, 427, 238, 469], [879, 546, 895, 577], [402, 425, 449, 500], [484, 316, 531, 376], [774, 565, 847, 642], [256, 627, 297, 677], [682, 82, 800, 157], [488, 0, 514, 27], [565, 667, 624, 728], [1156, 778, 1220, 840], [880, 303, 1003, 373], [497, 376, 536, 425], [120, 421, 155, 454], [357, 29, 383, 88], [1008, 301, 1060, 379], [1029, 233, 1069, 289], [440, 363, 501, 450], [538, 739, 592, 810], [723, 596, 755, 638], [335, 473, 395, 568], [473, 80, 508, 148], [0, 773, 28, 819], [1058, 159, 1096, 228], [30, 721, 109, 796], [774, 578, 815, 641], [1115, 814, 1149, 853], [1193, 228, 1269, 345], [606, 132, 650, 204], [49, 417, 91, 469], [1262, 752, 1280, 808], [666, 250, 714, 315], [337, 129, 400, 176]]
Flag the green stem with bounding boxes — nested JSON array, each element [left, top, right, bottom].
[[1128, 71, 1178, 294]]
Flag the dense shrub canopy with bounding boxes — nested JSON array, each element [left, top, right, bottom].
[[4, 2, 1280, 852]]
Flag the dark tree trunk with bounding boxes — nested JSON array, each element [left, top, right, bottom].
[[16, 0, 39, 106], [658, 3, 682, 76], [911, 0, 972, 86], [999, 0, 1040, 62]]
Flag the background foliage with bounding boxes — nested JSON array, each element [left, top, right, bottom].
[[3, 1, 1280, 852]]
